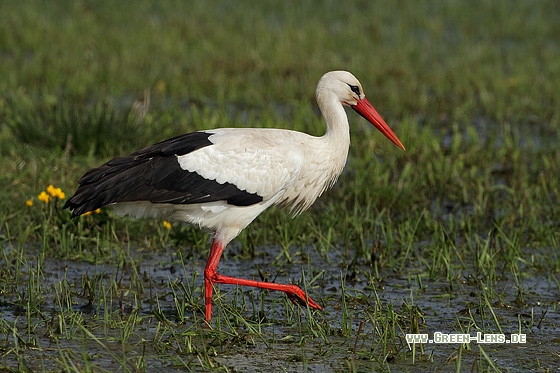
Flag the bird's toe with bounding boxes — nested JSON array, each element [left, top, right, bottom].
[[287, 290, 322, 311]]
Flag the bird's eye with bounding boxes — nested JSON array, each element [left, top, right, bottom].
[[348, 84, 360, 96]]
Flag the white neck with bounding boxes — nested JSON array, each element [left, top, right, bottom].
[[275, 85, 353, 216], [316, 86, 351, 158], [313, 86, 351, 193]]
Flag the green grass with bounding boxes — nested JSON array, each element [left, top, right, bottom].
[[1, 0, 560, 371]]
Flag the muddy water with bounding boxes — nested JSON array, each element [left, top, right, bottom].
[[1, 243, 559, 372]]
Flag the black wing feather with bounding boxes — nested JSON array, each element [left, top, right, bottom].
[[64, 131, 263, 217]]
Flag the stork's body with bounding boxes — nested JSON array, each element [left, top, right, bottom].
[[64, 71, 405, 322]]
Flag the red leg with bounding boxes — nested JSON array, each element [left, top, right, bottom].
[[203, 235, 322, 322], [204, 236, 224, 322]]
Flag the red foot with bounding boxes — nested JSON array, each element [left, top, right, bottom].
[[286, 289, 322, 310]]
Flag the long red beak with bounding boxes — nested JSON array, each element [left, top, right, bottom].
[[352, 98, 405, 150]]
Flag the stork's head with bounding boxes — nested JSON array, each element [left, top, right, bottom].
[[317, 71, 405, 150]]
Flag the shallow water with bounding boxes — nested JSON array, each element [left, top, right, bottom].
[[1, 242, 559, 372]]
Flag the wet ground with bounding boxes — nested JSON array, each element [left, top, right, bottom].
[[1, 243, 559, 372]]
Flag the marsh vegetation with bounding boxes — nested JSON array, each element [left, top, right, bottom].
[[1, 1, 559, 371]]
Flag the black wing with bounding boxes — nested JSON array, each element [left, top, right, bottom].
[[63, 131, 263, 217]]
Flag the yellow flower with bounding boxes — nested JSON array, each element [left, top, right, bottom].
[[81, 208, 101, 216], [163, 220, 172, 230], [47, 184, 66, 199], [46, 184, 56, 196], [26, 199, 33, 207], [38, 191, 50, 203]]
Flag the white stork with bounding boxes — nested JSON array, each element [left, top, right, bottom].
[[64, 71, 405, 323]]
